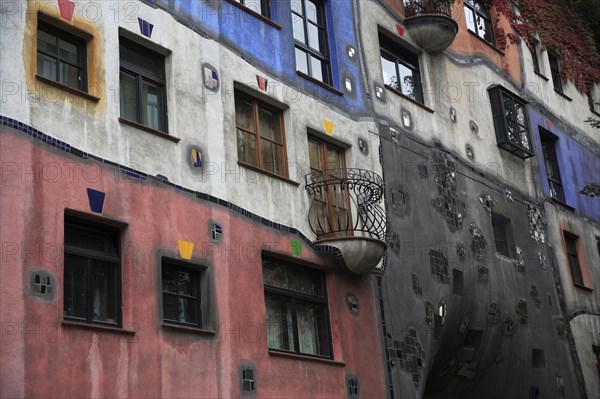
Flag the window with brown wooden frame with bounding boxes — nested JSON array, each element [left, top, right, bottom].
[[307, 135, 351, 238], [235, 92, 288, 177]]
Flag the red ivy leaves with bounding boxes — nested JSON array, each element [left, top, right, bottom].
[[488, 0, 600, 96]]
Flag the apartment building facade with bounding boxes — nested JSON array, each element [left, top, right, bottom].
[[1, 0, 598, 398]]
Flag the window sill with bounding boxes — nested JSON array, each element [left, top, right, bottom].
[[35, 74, 100, 102], [162, 323, 216, 335], [118, 118, 180, 143], [238, 161, 301, 186], [554, 89, 573, 102], [223, 0, 282, 30], [268, 349, 345, 366], [62, 320, 136, 335], [296, 71, 344, 96], [551, 197, 575, 211], [384, 84, 434, 113], [573, 283, 593, 292], [467, 30, 505, 56], [533, 70, 549, 81]]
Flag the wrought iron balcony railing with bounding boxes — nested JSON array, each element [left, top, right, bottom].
[[304, 168, 386, 242], [404, 0, 453, 18]]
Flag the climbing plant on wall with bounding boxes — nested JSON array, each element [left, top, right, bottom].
[[487, 0, 600, 98]]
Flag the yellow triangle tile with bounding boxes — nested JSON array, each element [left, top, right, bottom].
[[178, 240, 194, 260], [323, 119, 335, 135]]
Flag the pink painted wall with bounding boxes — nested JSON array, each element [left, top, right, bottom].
[[0, 127, 386, 398]]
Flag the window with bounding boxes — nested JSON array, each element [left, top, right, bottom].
[[263, 258, 332, 358], [308, 136, 350, 237], [161, 259, 205, 327], [464, 0, 495, 45], [292, 0, 331, 85], [563, 232, 584, 286], [540, 131, 565, 202], [64, 217, 120, 325], [37, 21, 87, 91], [120, 38, 167, 132], [379, 32, 423, 103], [488, 85, 534, 159], [492, 213, 513, 257], [235, 92, 287, 176], [235, 0, 270, 18], [548, 52, 563, 92]]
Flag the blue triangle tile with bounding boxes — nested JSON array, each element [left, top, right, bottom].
[[87, 188, 105, 214]]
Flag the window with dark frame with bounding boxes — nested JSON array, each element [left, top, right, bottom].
[[263, 258, 332, 358], [488, 85, 534, 159], [64, 217, 121, 326], [161, 260, 203, 327], [235, 0, 270, 18], [379, 32, 423, 103], [37, 21, 87, 91], [548, 52, 563, 93], [463, 0, 495, 45], [119, 38, 167, 132], [291, 0, 331, 85], [540, 131, 565, 202], [492, 213, 513, 258], [563, 232, 584, 286], [235, 92, 287, 177]]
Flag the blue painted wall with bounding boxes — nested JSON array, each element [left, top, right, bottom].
[[529, 109, 600, 220], [150, 0, 368, 116]]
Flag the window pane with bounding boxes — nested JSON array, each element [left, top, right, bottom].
[[237, 129, 257, 165], [296, 301, 330, 356], [265, 294, 295, 351], [308, 139, 322, 171], [235, 98, 255, 132], [141, 80, 162, 131], [464, 7, 476, 32], [163, 294, 179, 322], [306, 0, 318, 23], [91, 261, 118, 324], [64, 254, 87, 319], [307, 23, 322, 52], [263, 260, 323, 296], [291, 0, 303, 15], [260, 139, 284, 175], [37, 29, 58, 55], [398, 63, 416, 99], [59, 38, 80, 65], [258, 107, 281, 143], [162, 268, 197, 297], [243, 0, 262, 15], [120, 71, 138, 122], [59, 63, 81, 89], [309, 55, 324, 82], [295, 48, 309, 74], [37, 53, 57, 81], [326, 147, 342, 176], [293, 14, 306, 43], [568, 254, 583, 285], [380, 53, 398, 89], [310, 199, 330, 234]]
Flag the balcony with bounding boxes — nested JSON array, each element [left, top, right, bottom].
[[305, 168, 387, 275], [403, 0, 458, 53]]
